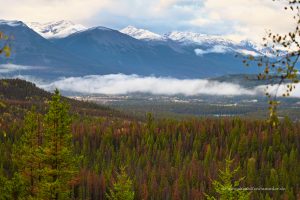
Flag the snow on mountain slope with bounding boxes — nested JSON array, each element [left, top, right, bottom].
[[0, 19, 94, 77], [162, 31, 263, 56], [118, 27, 268, 56], [239, 39, 276, 57], [0, 19, 26, 27], [165, 31, 237, 46], [27, 20, 86, 39], [6, 19, 267, 57], [0, 19, 264, 78], [120, 26, 165, 41]]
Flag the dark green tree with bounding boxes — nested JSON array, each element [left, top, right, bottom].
[[12, 108, 42, 198], [0, 170, 26, 200], [0, 169, 11, 200], [38, 89, 79, 200]]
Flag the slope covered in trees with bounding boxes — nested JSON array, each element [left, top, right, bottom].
[[0, 78, 133, 120], [0, 80, 299, 199]]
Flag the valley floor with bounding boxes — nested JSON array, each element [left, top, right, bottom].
[[0, 79, 299, 199], [71, 93, 300, 121]]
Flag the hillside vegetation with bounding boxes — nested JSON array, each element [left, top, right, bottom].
[[0, 79, 299, 199], [0, 79, 133, 120]]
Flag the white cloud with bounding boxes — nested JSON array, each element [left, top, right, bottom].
[[194, 45, 229, 55], [157, 0, 180, 9], [195, 47, 261, 57], [235, 49, 260, 57], [0, 0, 111, 23], [23, 74, 256, 96], [196, 0, 294, 42], [12, 73, 300, 98]]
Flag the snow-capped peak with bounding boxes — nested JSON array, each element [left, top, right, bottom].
[[165, 31, 237, 46], [120, 26, 164, 41], [0, 19, 26, 27], [26, 20, 87, 39]]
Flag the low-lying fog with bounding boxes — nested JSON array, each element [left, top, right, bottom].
[[13, 74, 300, 98], [1, 64, 300, 97]]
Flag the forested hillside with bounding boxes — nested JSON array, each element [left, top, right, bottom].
[[0, 80, 299, 199], [0, 79, 132, 119]]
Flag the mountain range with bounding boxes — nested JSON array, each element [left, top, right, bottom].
[[27, 20, 86, 39], [0, 20, 265, 79]]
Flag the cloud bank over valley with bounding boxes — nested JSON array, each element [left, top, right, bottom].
[[10, 73, 300, 98]]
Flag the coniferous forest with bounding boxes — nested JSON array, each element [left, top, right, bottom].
[[0, 79, 299, 200], [1, 1, 300, 198]]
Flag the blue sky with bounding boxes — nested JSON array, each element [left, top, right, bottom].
[[0, 0, 294, 42]]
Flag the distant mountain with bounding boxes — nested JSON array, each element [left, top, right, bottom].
[[119, 26, 260, 50], [0, 20, 266, 79], [120, 26, 264, 56], [52, 26, 179, 75], [27, 20, 86, 39], [165, 31, 236, 46], [119, 26, 236, 44], [120, 26, 165, 41], [52, 26, 260, 78], [0, 20, 95, 78]]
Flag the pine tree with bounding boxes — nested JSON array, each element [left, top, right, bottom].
[[38, 89, 79, 200], [0, 170, 27, 200], [0, 169, 12, 200], [205, 156, 251, 200], [204, 144, 212, 169], [246, 157, 256, 186], [106, 167, 135, 200], [12, 108, 42, 198], [10, 172, 27, 200]]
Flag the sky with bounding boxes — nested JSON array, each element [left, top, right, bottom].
[[0, 0, 296, 42]]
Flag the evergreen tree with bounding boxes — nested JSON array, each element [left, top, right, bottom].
[[10, 172, 27, 200], [246, 157, 256, 186], [38, 89, 79, 200], [106, 167, 135, 200], [206, 156, 251, 200], [204, 144, 212, 169], [12, 108, 42, 198], [0, 171, 27, 200], [0, 169, 12, 200]]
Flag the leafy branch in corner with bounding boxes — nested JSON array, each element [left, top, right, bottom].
[[0, 31, 11, 109], [0, 32, 11, 58], [242, 0, 300, 127]]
